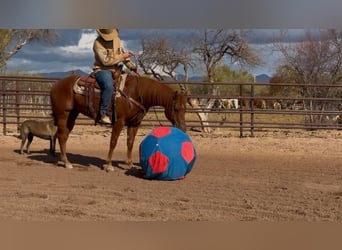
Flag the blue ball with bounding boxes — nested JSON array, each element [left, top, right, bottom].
[[139, 127, 196, 180]]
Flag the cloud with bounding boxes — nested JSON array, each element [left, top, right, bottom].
[[6, 29, 137, 74], [5, 28, 325, 76], [7, 29, 95, 73], [2, 0, 342, 28], [60, 29, 96, 52]]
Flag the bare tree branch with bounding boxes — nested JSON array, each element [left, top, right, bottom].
[[272, 29, 342, 123], [136, 29, 263, 133], [193, 29, 263, 84], [0, 29, 58, 70]]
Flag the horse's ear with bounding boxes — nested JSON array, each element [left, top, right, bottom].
[[173, 90, 187, 100], [179, 90, 188, 98]]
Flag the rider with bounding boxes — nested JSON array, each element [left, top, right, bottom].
[[93, 29, 137, 124]]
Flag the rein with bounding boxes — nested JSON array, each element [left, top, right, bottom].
[[152, 107, 164, 127], [117, 89, 146, 113], [152, 97, 177, 127]]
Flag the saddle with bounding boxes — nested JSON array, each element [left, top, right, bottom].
[[72, 70, 127, 122]]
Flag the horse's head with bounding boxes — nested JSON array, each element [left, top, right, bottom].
[[171, 91, 187, 132]]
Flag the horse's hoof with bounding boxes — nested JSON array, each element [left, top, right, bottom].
[[105, 166, 114, 172], [64, 163, 73, 169]]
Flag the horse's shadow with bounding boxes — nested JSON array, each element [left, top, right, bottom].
[[15, 149, 145, 178]]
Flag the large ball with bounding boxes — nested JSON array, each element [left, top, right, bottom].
[[139, 126, 196, 180]]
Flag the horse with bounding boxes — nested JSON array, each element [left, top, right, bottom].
[[50, 74, 187, 172]]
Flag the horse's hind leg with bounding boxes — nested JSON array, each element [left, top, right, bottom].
[[56, 116, 71, 168], [126, 126, 139, 168], [56, 109, 78, 168]]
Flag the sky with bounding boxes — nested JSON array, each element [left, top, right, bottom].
[[5, 29, 310, 77], [2, 1, 342, 78], [2, 0, 342, 29]]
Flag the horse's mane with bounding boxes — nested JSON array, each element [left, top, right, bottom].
[[134, 76, 175, 109]]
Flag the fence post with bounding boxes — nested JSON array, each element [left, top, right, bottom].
[[239, 84, 243, 137], [15, 80, 20, 133], [250, 82, 255, 137], [1, 80, 6, 135]]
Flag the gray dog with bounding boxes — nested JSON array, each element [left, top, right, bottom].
[[19, 119, 58, 155]]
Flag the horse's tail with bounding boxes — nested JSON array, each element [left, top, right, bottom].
[[50, 74, 79, 126], [17, 122, 24, 139], [51, 111, 58, 126], [44, 111, 58, 126], [17, 127, 22, 139], [49, 91, 57, 126]]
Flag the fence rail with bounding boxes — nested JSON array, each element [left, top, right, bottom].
[[1, 75, 342, 137]]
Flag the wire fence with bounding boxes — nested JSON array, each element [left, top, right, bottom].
[[1, 75, 342, 137]]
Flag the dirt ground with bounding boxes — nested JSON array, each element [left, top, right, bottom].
[[1, 125, 342, 222]]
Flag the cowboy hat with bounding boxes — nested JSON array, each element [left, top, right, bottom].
[[96, 29, 117, 41]]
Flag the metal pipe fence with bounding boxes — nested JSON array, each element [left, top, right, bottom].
[[1, 75, 342, 137]]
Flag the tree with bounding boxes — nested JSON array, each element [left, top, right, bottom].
[[136, 32, 215, 133], [273, 29, 342, 123], [136, 29, 262, 133], [209, 64, 254, 95], [268, 75, 285, 95], [193, 29, 262, 91], [136, 33, 194, 91], [190, 29, 262, 130], [0, 29, 58, 71]]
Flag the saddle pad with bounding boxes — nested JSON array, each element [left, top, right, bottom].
[[73, 77, 100, 95], [73, 74, 128, 96], [116, 73, 127, 97]]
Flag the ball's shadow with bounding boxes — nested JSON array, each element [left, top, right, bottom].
[[124, 166, 145, 179]]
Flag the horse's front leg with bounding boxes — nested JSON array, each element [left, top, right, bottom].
[[104, 121, 124, 172], [126, 126, 139, 167]]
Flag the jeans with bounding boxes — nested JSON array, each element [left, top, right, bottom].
[[95, 70, 115, 116]]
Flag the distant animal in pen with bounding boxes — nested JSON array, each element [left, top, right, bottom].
[[333, 115, 342, 128], [19, 119, 58, 155], [213, 98, 239, 110]]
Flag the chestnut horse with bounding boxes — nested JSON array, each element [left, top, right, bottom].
[[50, 74, 187, 172]]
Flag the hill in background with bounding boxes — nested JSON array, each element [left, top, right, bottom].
[[255, 73, 270, 83], [41, 69, 89, 78], [41, 70, 270, 83]]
